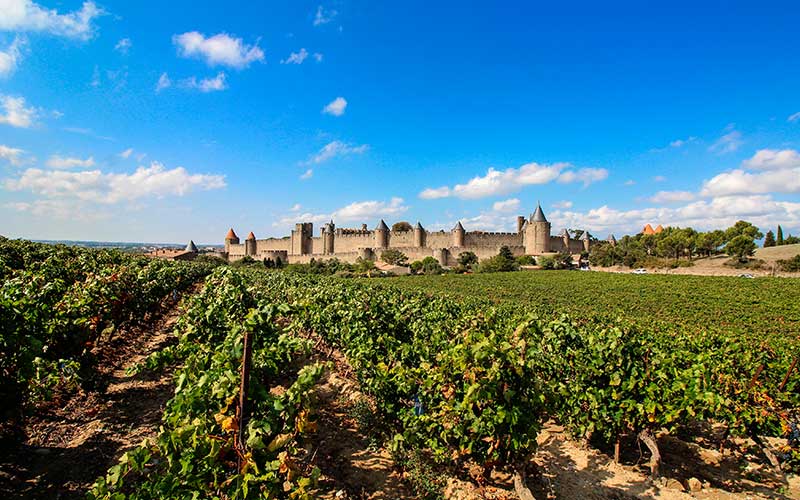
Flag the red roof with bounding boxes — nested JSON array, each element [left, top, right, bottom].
[[225, 228, 238, 239], [247, 231, 256, 240]]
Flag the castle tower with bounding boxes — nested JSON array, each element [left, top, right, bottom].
[[245, 231, 257, 257], [185, 240, 198, 253], [607, 234, 617, 246], [580, 230, 591, 252], [224, 228, 239, 253], [452, 221, 465, 247], [524, 202, 551, 254], [375, 220, 389, 248], [291, 223, 313, 255], [414, 221, 426, 247], [558, 228, 570, 252], [323, 220, 335, 255], [516, 216, 526, 234]]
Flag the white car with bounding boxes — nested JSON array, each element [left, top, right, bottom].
[[738, 273, 754, 279], [632, 268, 647, 274]]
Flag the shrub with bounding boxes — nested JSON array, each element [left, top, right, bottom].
[[457, 251, 479, 269], [381, 249, 409, 266], [419, 256, 443, 275], [410, 260, 423, 274], [477, 246, 519, 273], [778, 255, 800, 272], [231, 255, 258, 267], [516, 255, 536, 266], [538, 256, 556, 270]]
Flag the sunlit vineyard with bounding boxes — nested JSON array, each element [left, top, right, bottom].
[[2, 242, 798, 499]]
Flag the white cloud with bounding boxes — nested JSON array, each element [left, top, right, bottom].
[[552, 200, 573, 209], [0, 35, 24, 77], [173, 31, 264, 69], [0, 94, 37, 128], [155, 72, 171, 92], [313, 5, 337, 26], [788, 111, 800, 123], [741, 148, 800, 171], [701, 168, 800, 197], [119, 148, 133, 159], [492, 198, 520, 212], [557, 167, 609, 187], [653, 175, 667, 182], [322, 96, 347, 116], [418, 161, 605, 200], [419, 186, 451, 199], [272, 197, 408, 229], [669, 136, 696, 148], [290, 203, 302, 211], [305, 140, 368, 165], [46, 155, 94, 169], [114, 37, 131, 54], [0, 0, 103, 40], [708, 126, 743, 154], [648, 190, 696, 203], [300, 168, 313, 180], [4, 161, 226, 203], [281, 48, 308, 64], [0, 144, 24, 165], [181, 72, 227, 92], [5, 199, 108, 220], [624, 180, 636, 186], [313, 52, 323, 62]]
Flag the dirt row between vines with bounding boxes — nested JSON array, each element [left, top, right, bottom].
[[0, 295, 187, 500]]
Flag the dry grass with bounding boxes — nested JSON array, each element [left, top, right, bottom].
[[755, 243, 800, 262]]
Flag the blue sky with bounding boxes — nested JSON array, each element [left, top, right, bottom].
[[1, 0, 799, 244]]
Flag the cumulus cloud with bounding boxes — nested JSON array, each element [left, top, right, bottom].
[[322, 96, 347, 116], [418, 161, 606, 200], [0, 36, 24, 77], [708, 126, 743, 154], [155, 72, 171, 92], [173, 31, 264, 69], [552, 200, 573, 209], [114, 37, 131, 54], [4, 161, 226, 203], [181, 72, 227, 92], [272, 197, 408, 229], [313, 5, 337, 26], [5, 199, 108, 220], [0, 144, 24, 165], [0, 94, 37, 128], [281, 48, 308, 64], [741, 148, 800, 170], [492, 198, 520, 212], [0, 0, 103, 40], [46, 154, 94, 169], [305, 140, 368, 165], [119, 148, 133, 159], [648, 190, 696, 203]]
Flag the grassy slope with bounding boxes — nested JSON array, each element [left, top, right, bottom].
[[755, 243, 800, 261], [372, 271, 799, 339]]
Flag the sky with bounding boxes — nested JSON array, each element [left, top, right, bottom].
[[0, 0, 799, 244]]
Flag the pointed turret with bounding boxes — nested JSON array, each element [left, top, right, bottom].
[[580, 231, 590, 241], [558, 228, 569, 238], [375, 220, 389, 231], [245, 231, 257, 257], [414, 221, 424, 230], [374, 220, 389, 248], [185, 240, 198, 253], [452, 221, 465, 247], [224, 228, 240, 254], [580, 230, 591, 252], [452, 221, 465, 232], [531, 202, 547, 223], [642, 224, 655, 235], [654, 224, 664, 234], [414, 221, 425, 247], [607, 234, 617, 246], [247, 231, 256, 240], [225, 228, 238, 240]]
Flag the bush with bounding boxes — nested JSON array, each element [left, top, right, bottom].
[[477, 246, 519, 273], [457, 251, 479, 269], [516, 255, 536, 266], [778, 255, 800, 272], [231, 255, 258, 267], [723, 258, 765, 270], [410, 260, 423, 274], [381, 249, 408, 266], [419, 256, 443, 275], [538, 256, 556, 270], [194, 254, 228, 266]]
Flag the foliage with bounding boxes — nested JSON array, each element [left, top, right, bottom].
[[725, 235, 757, 262], [778, 225, 784, 245], [537, 256, 555, 270], [381, 249, 409, 266], [477, 246, 519, 273], [412, 256, 443, 275], [778, 255, 800, 272], [392, 221, 414, 232], [764, 230, 776, 248], [516, 255, 536, 266], [457, 251, 479, 269]]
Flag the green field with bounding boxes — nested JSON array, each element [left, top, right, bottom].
[[374, 271, 800, 339]]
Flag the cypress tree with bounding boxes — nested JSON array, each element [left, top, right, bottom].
[[777, 225, 784, 245], [764, 230, 776, 247]]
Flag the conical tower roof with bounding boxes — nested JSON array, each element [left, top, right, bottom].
[[580, 231, 590, 241], [453, 221, 465, 232], [607, 234, 617, 243], [414, 221, 424, 230], [654, 224, 664, 233], [185, 240, 198, 253], [375, 220, 389, 231], [642, 224, 655, 235], [247, 231, 256, 240], [225, 228, 238, 240], [558, 228, 569, 238], [531, 203, 548, 223]]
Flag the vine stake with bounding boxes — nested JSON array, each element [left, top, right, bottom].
[[237, 328, 254, 468]]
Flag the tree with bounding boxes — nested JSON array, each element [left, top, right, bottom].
[[478, 246, 519, 273], [785, 235, 800, 245], [725, 235, 756, 262], [516, 255, 536, 266], [380, 249, 408, 266], [696, 230, 725, 257], [392, 221, 413, 232], [763, 230, 776, 248], [777, 225, 784, 245], [725, 220, 762, 242], [457, 251, 479, 269], [419, 256, 443, 275]]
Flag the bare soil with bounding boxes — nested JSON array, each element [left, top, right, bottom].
[[0, 298, 185, 500]]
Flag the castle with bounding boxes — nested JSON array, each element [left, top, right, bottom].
[[223, 203, 613, 266]]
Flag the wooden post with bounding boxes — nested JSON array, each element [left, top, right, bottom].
[[779, 357, 798, 392], [237, 329, 254, 463], [614, 434, 621, 464]]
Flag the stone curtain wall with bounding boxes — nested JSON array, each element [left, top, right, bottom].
[[464, 232, 523, 248], [332, 232, 375, 253], [256, 238, 291, 253]]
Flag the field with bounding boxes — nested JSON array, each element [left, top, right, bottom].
[[377, 270, 800, 340], [2, 241, 799, 499]]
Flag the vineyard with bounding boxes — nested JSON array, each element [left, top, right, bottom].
[[1, 242, 799, 499]]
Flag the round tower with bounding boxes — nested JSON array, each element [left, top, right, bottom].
[[580, 230, 591, 252], [452, 221, 465, 247], [224, 228, 240, 253], [323, 220, 335, 255], [414, 221, 426, 247], [245, 231, 257, 257], [374, 220, 389, 248], [524, 202, 551, 255]]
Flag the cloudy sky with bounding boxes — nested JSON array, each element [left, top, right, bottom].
[[1, 1, 799, 244]]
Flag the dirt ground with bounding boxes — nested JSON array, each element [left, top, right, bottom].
[[0, 298, 185, 500], [595, 253, 800, 278]]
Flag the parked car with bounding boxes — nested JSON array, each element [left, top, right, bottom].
[[632, 268, 647, 274], [738, 273, 754, 279]]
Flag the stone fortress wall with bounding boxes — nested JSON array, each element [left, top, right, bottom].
[[223, 203, 614, 266]]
